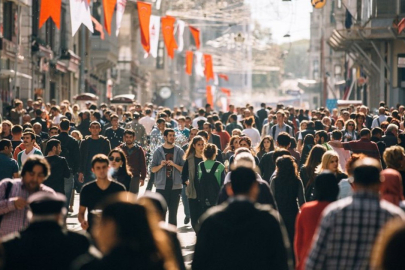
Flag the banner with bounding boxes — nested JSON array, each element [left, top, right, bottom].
[[206, 85, 213, 106], [148, 15, 161, 58], [204, 54, 214, 82], [39, 0, 62, 29], [103, 0, 116, 35], [195, 52, 204, 77], [162, 16, 178, 59], [91, 16, 105, 40], [185, 51, 193, 75], [177, 20, 185, 52], [189, 26, 200, 50], [70, 0, 94, 36], [218, 73, 229, 81], [116, 0, 127, 36], [137, 1, 152, 52]]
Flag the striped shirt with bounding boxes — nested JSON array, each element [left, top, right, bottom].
[[306, 191, 405, 270], [0, 179, 55, 238]]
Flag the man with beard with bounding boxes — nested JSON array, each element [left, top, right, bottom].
[[0, 156, 55, 237], [151, 129, 185, 226]]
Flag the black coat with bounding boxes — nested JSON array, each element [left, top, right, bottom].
[[55, 132, 80, 174], [79, 136, 111, 174], [257, 108, 268, 127], [31, 117, 48, 132], [210, 133, 222, 151], [382, 132, 398, 148], [192, 199, 292, 270], [2, 221, 90, 270], [78, 119, 91, 136]]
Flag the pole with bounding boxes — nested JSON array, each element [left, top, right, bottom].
[[13, 4, 22, 97], [79, 26, 86, 94]]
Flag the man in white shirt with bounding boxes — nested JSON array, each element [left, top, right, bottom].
[[139, 108, 155, 134], [17, 131, 43, 168], [51, 106, 62, 126], [192, 108, 207, 128], [328, 130, 350, 170], [371, 107, 387, 129]]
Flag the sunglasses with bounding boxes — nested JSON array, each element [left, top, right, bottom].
[[108, 156, 122, 162]]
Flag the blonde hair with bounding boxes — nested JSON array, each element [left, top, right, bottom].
[[383, 145, 405, 170], [71, 130, 83, 141], [316, 150, 343, 174]]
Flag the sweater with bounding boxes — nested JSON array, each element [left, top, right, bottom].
[[119, 143, 147, 179]]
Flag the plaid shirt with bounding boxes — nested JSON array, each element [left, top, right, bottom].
[[0, 179, 55, 238], [306, 191, 405, 270]]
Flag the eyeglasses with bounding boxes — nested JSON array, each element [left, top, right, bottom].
[[108, 156, 122, 162]]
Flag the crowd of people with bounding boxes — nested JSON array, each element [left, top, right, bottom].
[[1, 98, 405, 269]]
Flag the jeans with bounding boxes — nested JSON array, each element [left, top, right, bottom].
[[64, 174, 74, 208], [156, 189, 182, 226], [129, 176, 140, 194], [146, 173, 155, 191], [181, 185, 190, 218]]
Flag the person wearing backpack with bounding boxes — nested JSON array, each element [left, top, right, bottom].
[[270, 110, 293, 141], [196, 144, 225, 218]]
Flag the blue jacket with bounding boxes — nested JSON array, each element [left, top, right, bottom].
[[152, 145, 185, 190]]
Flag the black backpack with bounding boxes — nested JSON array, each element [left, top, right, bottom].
[[196, 162, 221, 207]]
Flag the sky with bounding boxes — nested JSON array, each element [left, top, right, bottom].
[[246, 0, 313, 44]]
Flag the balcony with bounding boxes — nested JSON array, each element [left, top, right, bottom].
[[91, 34, 118, 71]]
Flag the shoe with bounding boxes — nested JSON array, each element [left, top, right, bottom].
[[184, 217, 190, 224]]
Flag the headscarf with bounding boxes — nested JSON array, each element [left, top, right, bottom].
[[380, 169, 404, 206]]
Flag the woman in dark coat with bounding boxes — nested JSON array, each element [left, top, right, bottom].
[[108, 149, 132, 190]]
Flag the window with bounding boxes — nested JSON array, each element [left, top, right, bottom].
[[32, 0, 40, 37], [60, 4, 68, 50], [45, 20, 55, 48], [3, 2, 15, 41], [375, 0, 397, 16], [401, 0, 405, 13], [92, 1, 102, 37]]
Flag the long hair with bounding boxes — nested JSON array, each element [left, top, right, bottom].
[[256, 135, 274, 153], [275, 155, 299, 183], [316, 150, 343, 174], [108, 149, 132, 177], [239, 136, 256, 156], [184, 135, 204, 159], [227, 135, 240, 152], [304, 145, 327, 189]]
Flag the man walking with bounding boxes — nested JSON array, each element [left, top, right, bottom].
[[17, 131, 43, 168], [139, 108, 155, 134], [78, 121, 111, 185], [151, 129, 185, 226], [269, 110, 293, 140], [306, 158, 405, 269], [0, 156, 55, 237], [105, 114, 125, 149], [126, 112, 147, 146], [0, 139, 19, 180], [119, 129, 147, 194], [192, 167, 291, 270]]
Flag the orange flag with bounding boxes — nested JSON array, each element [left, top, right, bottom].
[[185, 51, 193, 75], [91, 16, 105, 40], [204, 54, 214, 82], [103, 0, 116, 35], [39, 0, 62, 29], [189, 26, 200, 50], [137, 1, 152, 53], [221, 88, 231, 96], [206, 86, 213, 106], [398, 18, 405, 34], [218, 73, 229, 81], [162, 16, 178, 59]]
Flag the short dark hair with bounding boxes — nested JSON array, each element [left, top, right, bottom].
[[163, 128, 174, 137], [315, 130, 328, 142], [277, 132, 291, 147], [35, 109, 42, 116], [23, 131, 36, 140], [145, 108, 152, 115], [230, 167, 257, 195], [372, 127, 383, 137], [123, 129, 135, 137], [11, 125, 23, 135], [21, 156, 50, 179], [273, 149, 291, 163], [360, 128, 371, 137], [353, 158, 381, 186], [315, 172, 339, 201], [92, 111, 101, 120], [90, 121, 101, 128], [198, 108, 205, 115], [197, 130, 208, 140], [49, 126, 59, 134], [110, 114, 119, 120], [156, 118, 165, 125], [0, 139, 12, 151], [331, 130, 342, 140], [59, 119, 70, 131], [203, 143, 217, 160], [45, 139, 60, 155], [91, 154, 109, 168]]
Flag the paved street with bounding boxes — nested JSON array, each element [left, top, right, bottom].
[[66, 180, 196, 269]]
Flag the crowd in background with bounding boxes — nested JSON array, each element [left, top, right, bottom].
[[0, 98, 405, 269]]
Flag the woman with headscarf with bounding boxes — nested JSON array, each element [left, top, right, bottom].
[[380, 169, 404, 206]]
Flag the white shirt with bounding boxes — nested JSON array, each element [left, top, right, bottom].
[[192, 116, 207, 128], [52, 114, 62, 125], [242, 128, 261, 146], [21, 148, 37, 166], [371, 115, 387, 129], [139, 115, 155, 134]]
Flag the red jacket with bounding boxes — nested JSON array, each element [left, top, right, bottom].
[[119, 144, 147, 179], [294, 200, 331, 270]]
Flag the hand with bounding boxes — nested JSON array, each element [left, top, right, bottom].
[[166, 160, 174, 166], [160, 160, 167, 166], [13, 197, 27, 210], [78, 173, 84, 183], [80, 220, 89, 230], [139, 179, 145, 186], [185, 180, 189, 186]]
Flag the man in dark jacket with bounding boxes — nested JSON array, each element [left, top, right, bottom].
[[2, 192, 90, 270], [77, 111, 91, 137], [55, 119, 80, 203], [203, 122, 222, 150], [78, 121, 111, 185], [256, 103, 268, 128], [30, 109, 48, 133], [119, 129, 147, 194], [382, 124, 398, 148], [192, 167, 292, 270]]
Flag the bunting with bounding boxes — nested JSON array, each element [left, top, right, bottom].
[[39, 0, 62, 29], [148, 15, 161, 58], [116, 0, 127, 36], [218, 73, 229, 81], [204, 54, 214, 82], [177, 20, 185, 52], [137, 1, 152, 52], [91, 16, 105, 40], [70, 0, 94, 36], [189, 26, 201, 50], [195, 52, 204, 77], [206, 86, 213, 106], [103, 0, 116, 35], [398, 18, 405, 34], [185, 51, 193, 75], [162, 16, 178, 59]]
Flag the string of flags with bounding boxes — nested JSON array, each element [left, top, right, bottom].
[[38, 0, 231, 103]]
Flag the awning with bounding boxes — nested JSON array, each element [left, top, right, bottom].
[[73, 93, 99, 101], [110, 94, 135, 104], [50, 59, 68, 73], [297, 79, 321, 93], [0, 70, 32, 80]]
